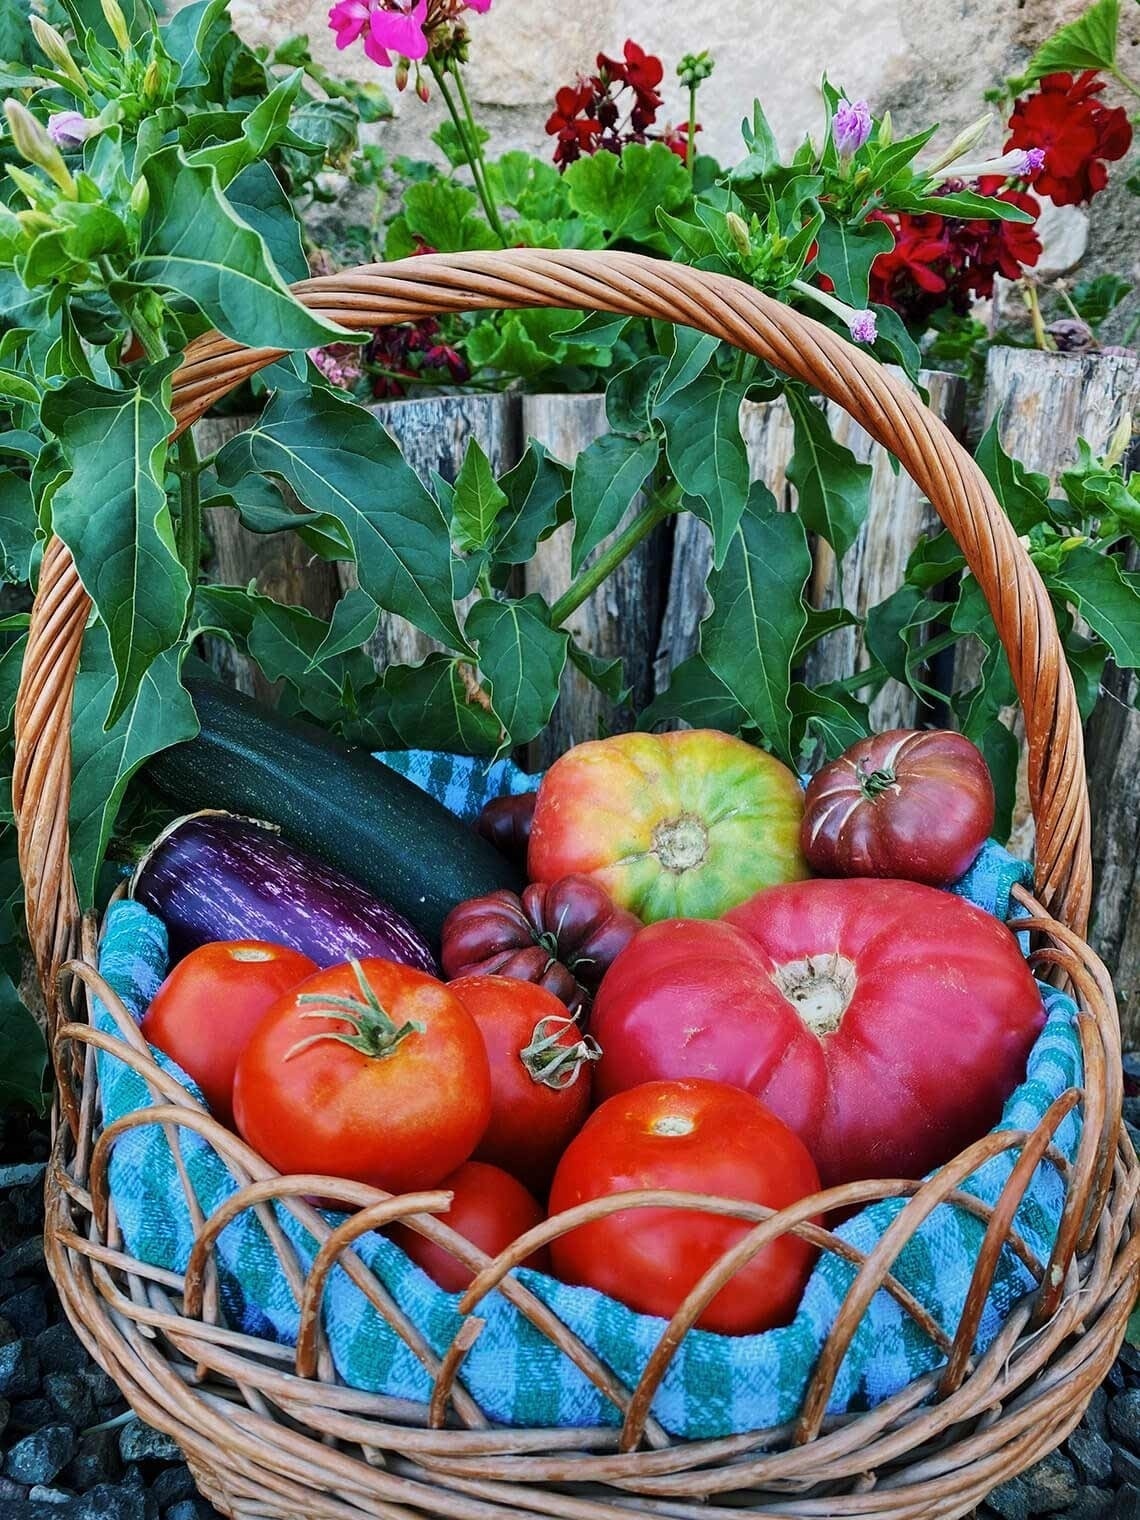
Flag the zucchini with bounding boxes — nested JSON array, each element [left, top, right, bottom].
[[145, 680, 524, 943]]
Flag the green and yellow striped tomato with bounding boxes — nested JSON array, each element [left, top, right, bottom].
[[527, 730, 807, 923]]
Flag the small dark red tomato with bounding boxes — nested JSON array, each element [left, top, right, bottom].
[[390, 1160, 549, 1292], [801, 729, 994, 885], [141, 941, 318, 1127], [548, 1079, 821, 1336]]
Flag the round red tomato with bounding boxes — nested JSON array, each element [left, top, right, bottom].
[[548, 1079, 820, 1335], [390, 1160, 548, 1291], [233, 958, 491, 1192], [142, 940, 317, 1127], [448, 976, 597, 1194], [802, 729, 994, 885], [592, 879, 1044, 1187], [528, 730, 806, 923]]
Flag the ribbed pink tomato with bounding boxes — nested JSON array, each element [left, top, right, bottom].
[[591, 879, 1044, 1187]]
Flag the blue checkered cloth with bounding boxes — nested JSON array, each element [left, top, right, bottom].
[[92, 751, 1081, 1438]]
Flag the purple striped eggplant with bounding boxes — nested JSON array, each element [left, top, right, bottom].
[[131, 811, 437, 973]]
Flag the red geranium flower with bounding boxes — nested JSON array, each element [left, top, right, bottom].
[[951, 179, 1042, 299], [545, 82, 601, 167], [597, 39, 663, 126], [1006, 70, 1131, 206], [868, 211, 956, 320]]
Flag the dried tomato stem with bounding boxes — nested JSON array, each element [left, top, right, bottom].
[[521, 1015, 602, 1090]]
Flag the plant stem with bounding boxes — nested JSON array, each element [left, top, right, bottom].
[[429, 58, 508, 246], [176, 431, 203, 586], [450, 60, 509, 246], [549, 487, 681, 627], [687, 84, 698, 176], [1110, 65, 1140, 101], [1022, 281, 1055, 351]]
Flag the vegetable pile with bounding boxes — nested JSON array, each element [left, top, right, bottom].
[[131, 684, 1045, 1339]]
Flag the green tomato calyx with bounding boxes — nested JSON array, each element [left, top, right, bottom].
[[856, 762, 901, 801], [521, 1013, 601, 1090], [285, 957, 424, 1063]]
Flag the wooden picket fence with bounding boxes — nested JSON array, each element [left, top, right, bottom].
[[197, 347, 1140, 1043]]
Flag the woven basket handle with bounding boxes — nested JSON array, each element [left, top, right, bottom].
[[13, 250, 1091, 1017]]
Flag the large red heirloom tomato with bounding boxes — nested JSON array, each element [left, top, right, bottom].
[[592, 879, 1044, 1187], [548, 1079, 820, 1335], [802, 729, 995, 885], [528, 730, 807, 923]]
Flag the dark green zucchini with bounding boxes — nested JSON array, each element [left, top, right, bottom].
[[145, 679, 524, 943]]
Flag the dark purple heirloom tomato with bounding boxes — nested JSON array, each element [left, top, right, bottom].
[[801, 729, 995, 886]]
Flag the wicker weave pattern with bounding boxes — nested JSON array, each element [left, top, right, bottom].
[[14, 251, 1139, 1518]]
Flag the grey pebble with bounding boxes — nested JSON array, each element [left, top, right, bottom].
[[65, 1428, 123, 1491], [1019, 1450, 1079, 1513], [34, 1323, 84, 1375], [1110, 1391, 1140, 1453], [118, 1419, 183, 1464], [3, 1422, 77, 1485], [0, 1339, 37, 1397], [0, 1286, 48, 1338], [1070, 1427, 1116, 1485], [1114, 1448, 1140, 1489], [165, 1500, 222, 1520], [988, 1476, 1031, 1520], [27, 1486, 71, 1505], [152, 1465, 196, 1509], [73, 1483, 152, 1520]]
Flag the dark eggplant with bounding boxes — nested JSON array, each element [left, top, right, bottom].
[[131, 811, 437, 973]]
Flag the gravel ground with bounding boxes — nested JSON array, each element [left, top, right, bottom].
[[1, 1105, 1137, 1520]]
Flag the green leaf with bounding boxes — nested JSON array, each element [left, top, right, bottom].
[[787, 390, 872, 561], [789, 681, 871, 762], [570, 433, 658, 575], [361, 654, 502, 755], [870, 305, 923, 387], [865, 584, 946, 697], [401, 179, 498, 253], [432, 117, 490, 170], [161, 0, 229, 86], [638, 653, 750, 733], [306, 587, 380, 669], [699, 483, 811, 762], [131, 147, 347, 351], [491, 441, 571, 567], [569, 642, 629, 705], [451, 438, 508, 554], [202, 469, 353, 560], [0, 470, 35, 583], [656, 374, 750, 568], [1050, 546, 1140, 667], [44, 372, 190, 726], [565, 143, 691, 249], [69, 628, 198, 910], [0, 967, 45, 1112], [1025, 0, 1118, 81], [247, 594, 376, 721], [1069, 272, 1132, 330], [553, 311, 631, 349], [794, 605, 860, 660], [468, 595, 569, 749], [186, 70, 304, 184], [656, 327, 721, 407], [893, 189, 1035, 222], [813, 219, 894, 307], [607, 356, 666, 437], [226, 162, 309, 284], [975, 415, 1053, 533], [216, 386, 466, 650]]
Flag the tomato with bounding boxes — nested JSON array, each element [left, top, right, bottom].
[[528, 730, 807, 923], [448, 976, 597, 1194], [802, 729, 995, 885], [232, 958, 491, 1192], [390, 1160, 549, 1291], [592, 879, 1044, 1188], [548, 1079, 820, 1335], [141, 940, 317, 1126]]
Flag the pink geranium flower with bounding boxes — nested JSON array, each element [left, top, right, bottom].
[[329, 0, 370, 48], [370, 0, 430, 61]]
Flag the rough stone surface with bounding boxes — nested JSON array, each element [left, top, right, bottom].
[[1022, 1451, 1080, 1513], [1111, 1391, 1140, 1454], [1072, 1428, 1117, 1486], [118, 1421, 184, 1466], [3, 1423, 77, 1485]]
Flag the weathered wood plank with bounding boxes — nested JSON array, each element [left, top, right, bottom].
[[653, 371, 966, 730], [978, 348, 1140, 1038], [197, 413, 341, 703], [522, 394, 668, 769], [339, 393, 521, 669]]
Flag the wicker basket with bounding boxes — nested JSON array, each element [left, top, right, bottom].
[[15, 249, 1140, 1520]]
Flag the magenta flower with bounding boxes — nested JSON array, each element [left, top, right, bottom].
[[329, 0, 370, 48], [464, 0, 493, 9], [47, 111, 95, 150], [833, 98, 872, 156], [370, 0, 430, 61]]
